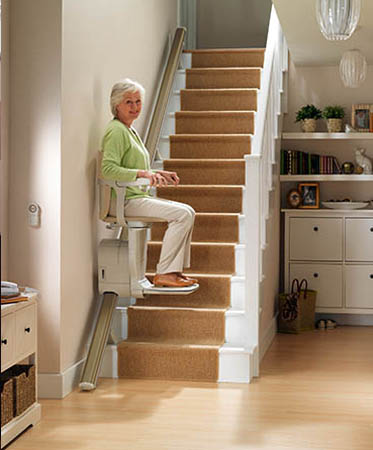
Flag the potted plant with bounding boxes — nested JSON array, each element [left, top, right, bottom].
[[322, 105, 345, 132], [295, 104, 322, 132]]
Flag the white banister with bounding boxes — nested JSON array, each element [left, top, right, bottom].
[[244, 5, 288, 375]]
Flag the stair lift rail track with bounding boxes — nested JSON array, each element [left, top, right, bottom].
[[80, 28, 194, 391]]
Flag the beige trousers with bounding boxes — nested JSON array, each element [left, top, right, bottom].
[[110, 197, 195, 274]]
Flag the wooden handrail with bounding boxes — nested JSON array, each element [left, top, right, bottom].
[[144, 27, 186, 164]]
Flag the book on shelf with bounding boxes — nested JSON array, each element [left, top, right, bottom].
[[281, 149, 341, 175]]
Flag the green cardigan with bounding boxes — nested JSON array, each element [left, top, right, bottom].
[[101, 119, 154, 200]]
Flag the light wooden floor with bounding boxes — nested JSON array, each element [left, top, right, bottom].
[[8, 326, 373, 450]]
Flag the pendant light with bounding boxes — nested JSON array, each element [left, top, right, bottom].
[[339, 49, 367, 88], [316, 0, 361, 41]]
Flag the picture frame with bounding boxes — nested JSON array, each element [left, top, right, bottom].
[[298, 183, 320, 209], [352, 104, 371, 132]]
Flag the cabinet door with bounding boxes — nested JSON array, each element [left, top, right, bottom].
[[345, 219, 373, 262], [15, 304, 36, 359], [289, 218, 343, 261], [345, 265, 373, 309], [289, 263, 343, 308], [1, 313, 15, 371]]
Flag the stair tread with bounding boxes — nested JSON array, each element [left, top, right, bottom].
[[145, 272, 232, 279], [180, 88, 258, 92], [158, 184, 243, 188], [129, 305, 227, 313], [176, 111, 255, 115], [184, 48, 265, 53], [169, 134, 252, 138], [186, 67, 261, 72], [121, 338, 221, 349], [148, 241, 236, 247], [164, 158, 245, 163]]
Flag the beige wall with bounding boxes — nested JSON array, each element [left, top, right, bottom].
[[60, 0, 177, 372], [8, 0, 62, 373], [197, 0, 271, 48], [7, 0, 177, 376]]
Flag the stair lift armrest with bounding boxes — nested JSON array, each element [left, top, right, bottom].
[[98, 178, 150, 226]]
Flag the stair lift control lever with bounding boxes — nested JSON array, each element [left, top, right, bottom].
[[79, 171, 199, 390]]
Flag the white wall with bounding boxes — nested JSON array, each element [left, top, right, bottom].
[[8, 0, 62, 373], [197, 0, 271, 48], [1, 0, 10, 280], [60, 0, 178, 372], [7, 0, 178, 383]]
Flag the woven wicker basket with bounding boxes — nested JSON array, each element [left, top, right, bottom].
[[0, 376, 14, 427], [302, 118, 317, 132], [12, 365, 36, 416]]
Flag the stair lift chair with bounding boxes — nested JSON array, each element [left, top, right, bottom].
[[79, 152, 199, 390]]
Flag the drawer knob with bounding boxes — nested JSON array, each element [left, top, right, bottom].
[[370, 274, 373, 279], [25, 327, 31, 333], [370, 227, 373, 232], [1, 339, 8, 345], [313, 273, 319, 278], [313, 226, 319, 232]]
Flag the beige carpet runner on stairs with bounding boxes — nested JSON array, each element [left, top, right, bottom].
[[118, 48, 264, 382]]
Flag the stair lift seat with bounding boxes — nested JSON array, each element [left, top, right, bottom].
[[97, 152, 199, 298]]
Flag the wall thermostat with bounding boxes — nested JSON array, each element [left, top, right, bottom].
[[28, 202, 41, 227]]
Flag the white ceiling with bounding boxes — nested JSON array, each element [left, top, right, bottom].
[[273, 0, 373, 66]]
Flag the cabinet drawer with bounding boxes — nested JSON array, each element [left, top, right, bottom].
[[345, 265, 373, 309], [15, 304, 36, 359], [289, 263, 343, 308], [346, 219, 373, 262], [289, 218, 342, 261], [1, 313, 15, 371]]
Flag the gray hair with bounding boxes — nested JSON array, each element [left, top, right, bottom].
[[110, 78, 145, 116]]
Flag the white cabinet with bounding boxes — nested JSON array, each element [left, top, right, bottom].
[[284, 209, 373, 314], [1, 295, 41, 448]]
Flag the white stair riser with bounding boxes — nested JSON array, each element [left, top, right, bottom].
[[167, 92, 181, 114], [225, 312, 247, 346], [99, 345, 118, 378], [181, 53, 191, 69], [231, 276, 246, 310], [175, 70, 186, 90], [235, 244, 245, 276], [162, 113, 175, 135], [159, 136, 170, 160]]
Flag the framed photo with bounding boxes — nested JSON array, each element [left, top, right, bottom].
[[298, 183, 320, 209], [352, 104, 371, 132]]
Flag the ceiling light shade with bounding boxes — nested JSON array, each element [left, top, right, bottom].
[[339, 50, 367, 88], [316, 0, 361, 40]]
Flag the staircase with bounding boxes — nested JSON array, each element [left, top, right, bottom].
[[116, 48, 265, 382]]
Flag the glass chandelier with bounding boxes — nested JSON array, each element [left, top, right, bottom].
[[339, 50, 367, 88], [316, 0, 361, 41]]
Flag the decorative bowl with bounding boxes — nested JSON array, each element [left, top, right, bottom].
[[322, 201, 369, 210]]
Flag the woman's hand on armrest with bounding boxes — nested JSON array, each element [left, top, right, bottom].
[[137, 170, 168, 187], [155, 170, 180, 186]]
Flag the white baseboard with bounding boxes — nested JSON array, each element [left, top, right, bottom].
[[259, 314, 278, 363], [38, 358, 85, 399]]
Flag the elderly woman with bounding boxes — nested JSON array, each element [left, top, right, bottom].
[[101, 78, 197, 288]]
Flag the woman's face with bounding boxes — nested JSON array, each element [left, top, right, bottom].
[[116, 91, 142, 126]]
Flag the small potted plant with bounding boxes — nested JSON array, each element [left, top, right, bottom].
[[295, 104, 322, 132], [322, 105, 345, 133]]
